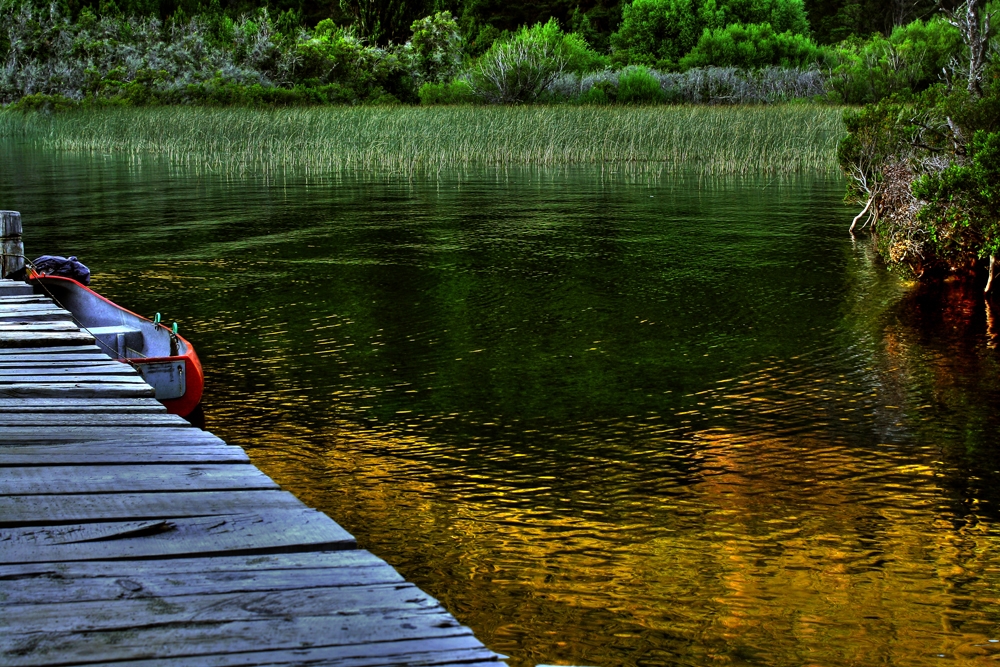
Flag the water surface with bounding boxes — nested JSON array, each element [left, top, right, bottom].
[[4, 143, 1000, 667]]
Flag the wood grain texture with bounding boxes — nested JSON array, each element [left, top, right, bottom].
[[0, 509, 356, 564], [0, 344, 103, 355], [0, 412, 192, 426], [0, 463, 279, 495], [0, 443, 249, 466], [0, 562, 406, 604], [0, 331, 96, 347], [0, 550, 388, 578], [109, 644, 499, 667], [0, 612, 473, 666], [0, 489, 299, 525], [0, 383, 157, 398]]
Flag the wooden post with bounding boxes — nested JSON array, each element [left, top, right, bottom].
[[1, 210, 24, 279]]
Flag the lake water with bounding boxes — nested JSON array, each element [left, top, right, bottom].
[[4, 142, 1000, 667]]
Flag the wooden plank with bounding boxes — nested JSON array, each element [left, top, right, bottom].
[[0, 284, 32, 296], [0, 551, 384, 580], [0, 360, 127, 368], [0, 373, 144, 383], [0, 434, 223, 448], [0, 321, 80, 331], [2, 584, 441, 633], [0, 303, 63, 311], [0, 426, 219, 442], [0, 345, 102, 355], [0, 413, 189, 426], [0, 463, 279, 495], [0, 310, 73, 322], [0, 397, 163, 407], [0, 561, 407, 605], [0, 353, 112, 363], [0, 305, 67, 315], [0, 550, 387, 579], [107, 642, 499, 667], [0, 397, 166, 412], [0, 383, 156, 398], [0, 295, 50, 304], [0, 509, 356, 564], [0, 611, 469, 667], [0, 331, 95, 347], [0, 444, 248, 466], [0, 489, 300, 525], [0, 365, 139, 376]]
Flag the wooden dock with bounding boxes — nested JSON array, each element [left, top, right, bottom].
[[0, 276, 505, 667]]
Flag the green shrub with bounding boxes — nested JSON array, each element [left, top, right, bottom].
[[609, 0, 810, 69], [616, 66, 664, 103], [826, 17, 963, 104], [577, 79, 618, 104], [418, 80, 475, 104], [679, 22, 826, 69], [466, 19, 605, 104], [409, 11, 463, 85]]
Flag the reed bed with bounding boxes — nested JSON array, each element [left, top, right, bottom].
[[0, 105, 844, 175]]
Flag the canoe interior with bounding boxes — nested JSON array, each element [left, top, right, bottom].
[[32, 277, 188, 361]]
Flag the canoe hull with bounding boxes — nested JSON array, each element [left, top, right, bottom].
[[29, 275, 204, 418]]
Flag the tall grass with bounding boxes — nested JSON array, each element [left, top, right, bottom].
[[0, 105, 844, 175]]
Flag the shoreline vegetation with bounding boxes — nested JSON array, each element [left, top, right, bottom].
[[0, 1, 967, 110], [0, 105, 845, 174]]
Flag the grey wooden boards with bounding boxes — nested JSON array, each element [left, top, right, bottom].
[[0, 280, 503, 667]]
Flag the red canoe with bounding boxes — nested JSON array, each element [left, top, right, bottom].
[[29, 275, 204, 418]]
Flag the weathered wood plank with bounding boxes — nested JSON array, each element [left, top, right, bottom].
[[0, 463, 278, 495], [0, 373, 144, 383], [0, 550, 386, 579], [0, 303, 64, 312], [0, 561, 407, 604], [0, 383, 156, 398], [0, 489, 300, 525], [0, 284, 32, 296], [51, 637, 497, 667], [0, 344, 102, 355], [0, 426, 218, 442], [0, 413, 191, 426], [0, 354, 107, 363], [0, 365, 139, 376], [0, 360, 127, 368], [0, 295, 51, 304], [0, 331, 96, 347], [0, 310, 73, 322], [1, 584, 437, 634], [0, 444, 248, 466], [0, 509, 356, 564], [0, 397, 162, 406], [0, 612, 470, 667], [0, 320, 80, 331]]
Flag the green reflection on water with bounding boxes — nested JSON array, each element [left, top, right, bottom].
[[5, 141, 1000, 667]]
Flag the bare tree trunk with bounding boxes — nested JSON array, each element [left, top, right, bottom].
[[946, 0, 995, 97], [986, 255, 997, 296]]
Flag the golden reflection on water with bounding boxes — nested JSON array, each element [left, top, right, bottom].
[[217, 398, 1000, 667]]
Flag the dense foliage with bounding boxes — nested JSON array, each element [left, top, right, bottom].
[[838, 0, 1000, 292], [0, 0, 988, 107]]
